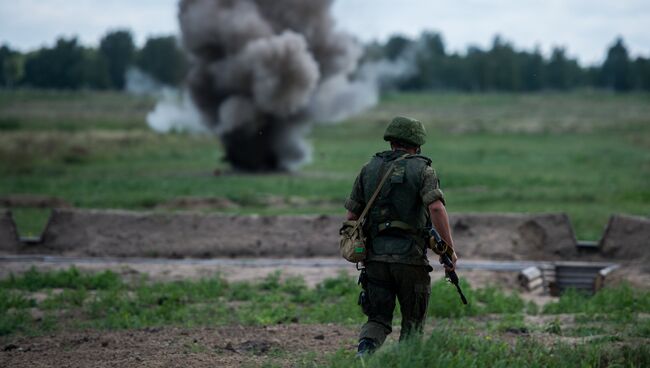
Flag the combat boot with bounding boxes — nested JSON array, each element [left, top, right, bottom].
[[356, 338, 377, 357]]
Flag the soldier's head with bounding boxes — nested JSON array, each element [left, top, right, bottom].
[[383, 116, 426, 153]]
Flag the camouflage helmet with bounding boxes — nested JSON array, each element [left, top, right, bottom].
[[383, 116, 426, 147]]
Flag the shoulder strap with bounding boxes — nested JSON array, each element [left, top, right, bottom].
[[405, 154, 432, 166], [351, 153, 408, 233]]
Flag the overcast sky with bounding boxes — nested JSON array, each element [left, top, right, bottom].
[[1, 0, 648, 65]]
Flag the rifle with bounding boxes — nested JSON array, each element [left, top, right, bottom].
[[428, 228, 468, 305]]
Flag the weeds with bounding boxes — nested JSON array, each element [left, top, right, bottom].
[[326, 327, 650, 368], [0, 268, 527, 336], [4, 269, 649, 338], [543, 284, 650, 321], [0, 266, 122, 291]]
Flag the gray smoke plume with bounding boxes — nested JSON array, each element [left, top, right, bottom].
[[177, 0, 375, 171]]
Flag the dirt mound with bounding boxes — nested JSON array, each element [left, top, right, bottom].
[[155, 197, 240, 211], [0, 194, 72, 208], [599, 214, 650, 260], [449, 213, 577, 260], [0, 209, 20, 251], [39, 209, 342, 258], [24, 209, 584, 261]]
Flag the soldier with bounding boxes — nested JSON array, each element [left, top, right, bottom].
[[344, 116, 457, 356]]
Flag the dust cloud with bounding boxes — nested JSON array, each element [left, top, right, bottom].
[[147, 0, 381, 171]]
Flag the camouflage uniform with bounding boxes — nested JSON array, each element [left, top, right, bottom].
[[345, 148, 445, 347]]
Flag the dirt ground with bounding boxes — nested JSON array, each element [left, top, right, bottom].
[[0, 324, 358, 368], [2, 314, 646, 367]]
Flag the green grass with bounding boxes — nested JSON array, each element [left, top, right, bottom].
[[5, 208, 51, 237], [0, 266, 123, 291], [1, 90, 649, 239], [2, 268, 649, 335], [325, 327, 650, 368], [543, 285, 650, 322], [0, 268, 360, 335], [0, 267, 531, 336]]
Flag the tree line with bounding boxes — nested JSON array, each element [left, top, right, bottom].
[[364, 32, 650, 92], [0, 29, 648, 92], [0, 30, 186, 90]]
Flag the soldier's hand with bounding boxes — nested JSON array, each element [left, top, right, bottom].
[[442, 251, 458, 272]]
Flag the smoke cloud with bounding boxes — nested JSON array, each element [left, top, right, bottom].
[[176, 0, 376, 171]]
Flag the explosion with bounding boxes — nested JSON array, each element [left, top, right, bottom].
[[177, 0, 374, 171]]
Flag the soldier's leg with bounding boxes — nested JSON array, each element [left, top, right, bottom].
[[359, 261, 396, 348], [392, 264, 431, 341]]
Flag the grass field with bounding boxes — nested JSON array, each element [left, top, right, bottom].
[[1, 268, 649, 366], [1, 89, 649, 239]]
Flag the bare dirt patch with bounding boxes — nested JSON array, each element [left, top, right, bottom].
[[0, 195, 72, 209], [600, 214, 650, 261], [0, 209, 20, 251], [155, 197, 240, 211], [0, 324, 357, 368]]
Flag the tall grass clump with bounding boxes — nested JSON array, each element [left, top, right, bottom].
[[543, 283, 650, 319], [0, 266, 122, 291], [428, 278, 525, 318]]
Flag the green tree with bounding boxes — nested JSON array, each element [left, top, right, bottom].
[[601, 37, 632, 91], [519, 48, 544, 91], [546, 47, 576, 90], [22, 37, 110, 90], [99, 29, 135, 89], [23, 37, 87, 89], [413, 32, 447, 90], [465, 46, 489, 91], [384, 35, 413, 61], [632, 57, 650, 91], [0, 44, 23, 88], [486, 36, 521, 91], [136, 36, 186, 86], [80, 48, 111, 89]]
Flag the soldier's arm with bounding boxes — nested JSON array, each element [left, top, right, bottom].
[[344, 166, 366, 221], [428, 200, 454, 249], [421, 166, 457, 270], [429, 200, 458, 271]]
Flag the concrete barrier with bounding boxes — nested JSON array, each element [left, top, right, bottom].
[[40, 209, 343, 258], [35, 209, 580, 260], [0, 209, 21, 252], [599, 214, 650, 260], [448, 213, 577, 260]]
